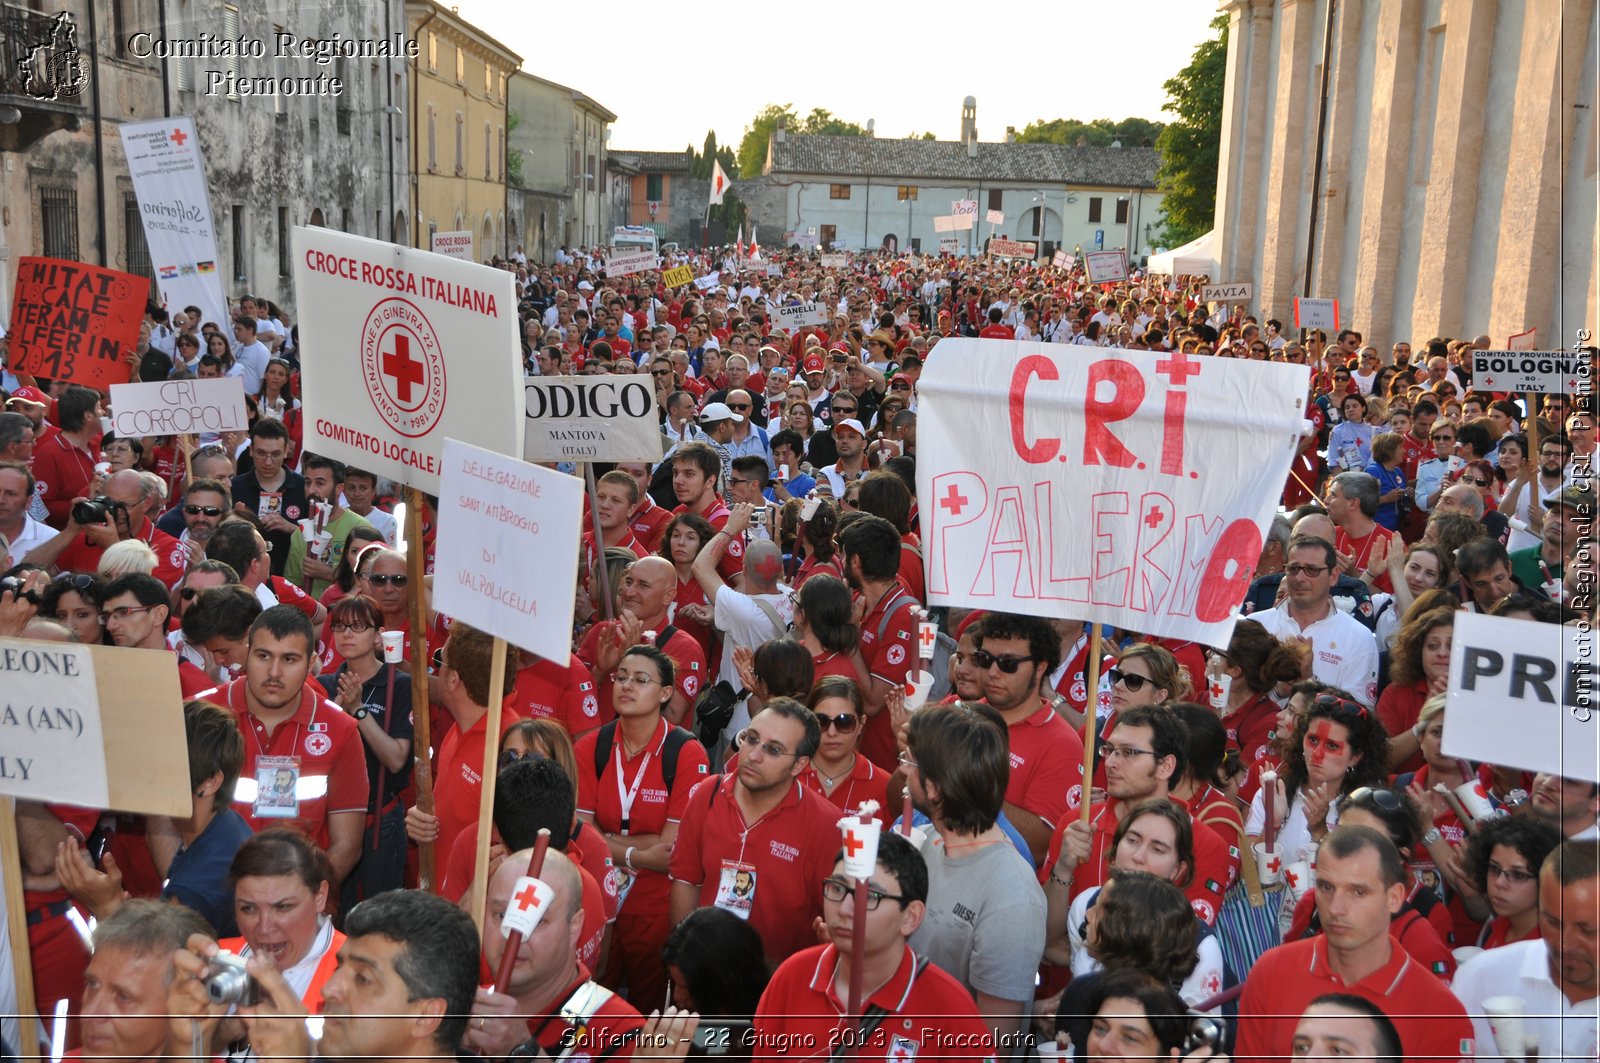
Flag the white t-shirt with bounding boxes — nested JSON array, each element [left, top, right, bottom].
[[2, 514, 54, 569], [1453, 940, 1599, 1061], [1245, 786, 1339, 870], [712, 585, 794, 740]]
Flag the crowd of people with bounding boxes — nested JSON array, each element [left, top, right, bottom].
[[1, 240, 1597, 1062]]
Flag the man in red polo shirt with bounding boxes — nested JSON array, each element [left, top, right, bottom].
[[576, 556, 705, 727], [669, 699, 839, 966], [754, 831, 995, 1061], [838, 515, 920, 770], [1045, 706, 1232, 924], [969, 611, 1084, 865], [616, 461, 672, 552], [505, 644, 604, 735], [403, 622, 520, 864], [670, 441, 743, 581], [581, 470, 648, 580], [23, 469, 184, 586], [202, 605, 367, 885], [101, 572, 214, 695], [1325, 472, 1399, 594], [1237, 825, 1473, 1063], [468, 849, 645, 1059], [29, 384, 100, 527]]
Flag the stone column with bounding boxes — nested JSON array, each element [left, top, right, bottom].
[[1349, 0, 1425, 350], [1213, 0, 1275, 283], [1258, 0, 1320, 322], [1307, 0, 1367, 310]]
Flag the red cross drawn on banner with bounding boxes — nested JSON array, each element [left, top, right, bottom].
[[513, 883, 543, 913], [382, 334, 425, 403], [170, 127, 188, 146], [1144, 506, 1165, 529], [940, 484, 969, 517], [1156, 348, 1202, 387], [842, 832, 865, 858]]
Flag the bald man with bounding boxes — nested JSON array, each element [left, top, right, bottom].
[[23, 467, 184, 584], [575, 554, 707, 726], [691, 502, 795, 746], [465, 850, 645, 1059]]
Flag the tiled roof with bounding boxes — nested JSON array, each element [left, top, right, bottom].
[[768, 135, 1160, 188], [612, 149, 693, 173]]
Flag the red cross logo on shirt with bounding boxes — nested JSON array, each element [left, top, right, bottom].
[[382, 334, 426, 403], [1156, 349, 1202, 387], [169, 127, 188, 146], [513, 883, 543, 913], [940, 484, 969, 517]]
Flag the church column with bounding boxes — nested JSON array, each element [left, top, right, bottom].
[[1257, 0, 1319, 322]]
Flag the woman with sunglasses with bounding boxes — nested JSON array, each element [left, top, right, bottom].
[[1246, 691, 1391, 870], [39, 570, 106, 645], [574, 644, 708, 1008], [320, 526, 387, 611], [799, 676, 888, 815], [1377, 606, 1453, 773], [1461, 815, 1561, 950], [314, 593, 412, 902], [1459, 457, 1500, 511], [1092, 643, 1188, 783]]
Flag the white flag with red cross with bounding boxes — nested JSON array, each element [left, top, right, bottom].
[[500, 876, 555, 938], [710, 159, 730, 206]]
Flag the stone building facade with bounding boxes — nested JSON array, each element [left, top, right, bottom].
[[507, 70, 614, 262]]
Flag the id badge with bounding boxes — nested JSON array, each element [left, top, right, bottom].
[[713, 859, 757, 920], [258, 492, 283, 521], [254, 755, 301, 818]]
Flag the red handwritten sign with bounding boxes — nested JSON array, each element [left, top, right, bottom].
[[8, 257, 146, 392]]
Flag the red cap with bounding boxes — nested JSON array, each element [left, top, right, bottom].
[[803, 353, 826, 374], [6, 386, 48, 408], [829, 341, 850, 353]]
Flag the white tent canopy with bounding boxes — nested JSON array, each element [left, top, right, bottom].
[[1147, 229, 1219, 278]]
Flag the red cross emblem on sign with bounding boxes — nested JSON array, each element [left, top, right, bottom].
[[843, 831, 865, 858], [940, 484, 969, 517], [1156, 349, 1202, 386], [513, 883, 543, 913], [170, 127, 188, 146], [1144, 506, 1165, 529], [382, 334, 426, 403]]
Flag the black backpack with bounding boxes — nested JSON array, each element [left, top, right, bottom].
[[592, 720, 698, 794]]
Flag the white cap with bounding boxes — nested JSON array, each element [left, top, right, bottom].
[[832, 418, 866, 437], [698, 401, 744, 425]]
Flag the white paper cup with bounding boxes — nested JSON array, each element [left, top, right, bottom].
[[917, 621, 938, 661], [380, 630, 405, 664], [1449, 455, 1465, 473], [1480, 996, 1528, 1059], [1452, 946, 1484, 966], [1253, 842, 1282, 886], [312, 530, 333, 561], [800, 495, 821, 521], [93, 461, 112, 476], [299, 518, 318, 539], [1035, 1044, 1063, 1060], [896, 823, 928, 850], [1282, 859, 1313, 900], [1454, 780, 1497, 826], [1207, 673, 1232, 712], [903, 670, 935, 712]]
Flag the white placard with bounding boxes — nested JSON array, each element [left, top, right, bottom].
[[431, 229, 475, 261], [109, 377, 247, 437], [933, 214, 974, 233], [692, 271, 722, 291], [767, 302, 829, 331], [916, 339, 1308, 645], [951, 199, 977, 218], [1472, 350, 1585, 394], [1084, 249, 1129, 283], [766, 264, 782, 277], [522, 375, 663, 463], [1445, 613, 1600, 784], [990, 239, 1038, 260], [0, 639, 190, 815], [294, 227, 524, 494], [604, 249, 658, 277], [820, 253, 848, 269], [938, 237, 960, 255], [1201, 282, 1253, 304], [434, 438, 581, 656], [1293, 297, 1340, 331], [985, 208, 1006, 225]]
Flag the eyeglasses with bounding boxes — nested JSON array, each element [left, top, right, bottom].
[[1313, 693, 1370, 720], [735, 729, 798, 760], [821, 878, 905, 911], [366, 574, 408, 587], [971, 649, 1035, 674], [184, 504, 224, 517], [100, 605, 157, 624], [331, 622, 374, 634], [890, 381, 911, 390], [897, 750, 918, 771], [1431, 434, 1456, 441], [1107, 667, 1154, 692], [1346, 786, 1403, 812], [813, 711, 858, 734], [728, 403, 752, 412], [1097, 741, 1157, 761], [613, 671, 663, 687], [1486, 862, 1537, 884], [1284, 563, 1329, 577]]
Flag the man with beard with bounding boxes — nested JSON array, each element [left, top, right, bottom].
[[171, 477, 231, 569], [818, 419, 869, 499], [285, 454, 370, 598]]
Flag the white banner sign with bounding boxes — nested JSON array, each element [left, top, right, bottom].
[[820, 253, 848, 269], [692, 271, 722, 291], [985, 208, 1006, 225], [522, 375, 663, 463], [767, 302, 830, 331], [1293, 297, 1340, 331], [1084, 250, 1129, 283], [1508, 328, 1539, 351], [1201, 282, 1253, 304], [434, 438, 581, 657], [990, 239, 1038, 260], [604, 248, 658, 277], [294, 227, 524, 494], [0, 638, 190, 815], [431, 230, 475, 261], [109, 377, 247, 437], [1446, 613, 1599, 784], [933, 214, 974, 233], [951, 199, 977, 218], [1473, 350, 1584, 394], [939, 237, 960, 255], [916, 340, 1309, 645], [117, 117, 229, 331]]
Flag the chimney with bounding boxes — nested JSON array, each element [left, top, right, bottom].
[[1005, 125, 1016, 144], [961, 96, 977, 147], [866, 118, 875, 138], [1111, 139, 1122, 149], [774, 115, 785, 144]]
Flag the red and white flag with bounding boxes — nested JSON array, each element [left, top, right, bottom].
[[709, 158, 730, 206], [736, 225, 744, 261]]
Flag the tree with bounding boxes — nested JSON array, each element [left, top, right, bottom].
[[734, 103, 871, 178], [506, 110, 523, 187], [1155, 14, 1228, 247], [1016, 117, 1164, 147]]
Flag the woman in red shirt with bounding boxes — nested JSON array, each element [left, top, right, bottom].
[[791, 499, 842, 587], [1378, 606, 1453, 774], [792, 574, 858, 682], [799, 676, 888, 815], [1462, 815, 1561, 950], [1206, 620, 1307, 802], [659, 512, 717, 665]]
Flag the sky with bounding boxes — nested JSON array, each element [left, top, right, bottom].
[[451, 1, 1222, 153]]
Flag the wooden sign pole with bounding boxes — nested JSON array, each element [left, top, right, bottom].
[[1, 798, 41, 1061], [404, 487, 437, 892], [467, 637, 508, 934], [1078, 627, 1104, 824], [584, 464, 616, 621]]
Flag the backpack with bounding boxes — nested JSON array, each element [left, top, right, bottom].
[[874, 589, 956, 702], [593, 721, 697, 794]]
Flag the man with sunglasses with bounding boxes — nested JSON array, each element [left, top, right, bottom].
[[669, 698, 838, 967], [1255, 535, 1379, 706], [171, 478, 230, 567], [754, 830, 995, 1061]]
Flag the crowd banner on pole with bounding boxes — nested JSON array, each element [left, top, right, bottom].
[[1471, 350, 1584, 394], [603, 249, 659, 278], [820, 253, 848, 269], [1292, 297, 1339, 331], [990, 240, 1039, 261], [952, 199, 978, 220], [1083, 250, 1129, 284], [661, 264, 695, 288], [430, 230, 475, 261], [766, 302, 829, 331], [7, 257, 147, 392], [933, 214, 972, 234], [1201, 282, 1253, 304], [118, 117, 230, 330], [985, 208, 1006, 226], [523, 376, 663, 464], [915, 339, 1309, 646], [1507, 328, 1539, 351], [293, 227, 524, 495], [109, 377, 247, 438], [1445, 613, 1600, 784]]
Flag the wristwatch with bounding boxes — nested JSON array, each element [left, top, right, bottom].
[[1421, 827, 1443, 847], [350, 705, 370, 722]]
